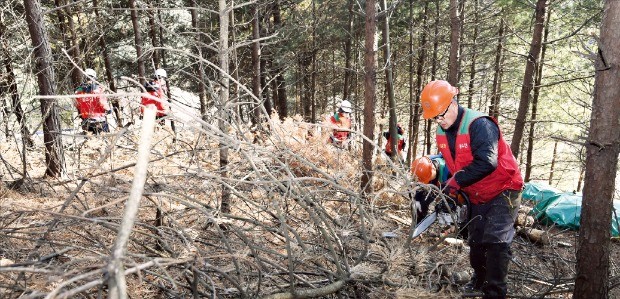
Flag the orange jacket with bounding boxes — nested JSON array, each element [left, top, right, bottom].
[[328, 113, 351, 141]]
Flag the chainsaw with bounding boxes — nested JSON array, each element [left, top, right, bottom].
[[412, 190, 471, 239]]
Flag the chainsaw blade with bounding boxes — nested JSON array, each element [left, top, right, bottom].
[[412, 212, 438, 239]]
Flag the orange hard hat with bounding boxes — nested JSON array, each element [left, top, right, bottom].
[[420, 80, 458, 119], [411, 156, 434, 184]]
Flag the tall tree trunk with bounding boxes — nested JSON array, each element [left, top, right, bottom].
[[489, 18, 505, 119], [24, 0, 65, 177], [408, 0, 428, 164], [447, 0, 461, 86], [343, 0, 354, 102], [510, 0, 547, 158], [218, 0, 231, 214], [251, 3, 262, 124], [360, 0, 377, 195], [93, 0, 121, 124], [129, 0, 146, 84], [188, 0, 208, 120], [0, 20, 33, 148], [574, 1, 620, 297], [525, 8, 551, 182], [380, 0, 398, 159], [54, 0, 81, 87], [272, 1, 287, 119], [425, 0, 440, 154], [148, 11, 160, 68], [466, 0, 478, 108]]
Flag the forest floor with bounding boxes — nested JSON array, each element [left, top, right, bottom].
[[0, 114, 618, 298]]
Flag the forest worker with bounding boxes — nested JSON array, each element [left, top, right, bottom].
[[141, 68, 170, 124], [327, 99, 352, 145], [75, 68, 111, 134], [383, 123, 406, 158], [410, 154, 450, 221], [420, 80, 524, 298]]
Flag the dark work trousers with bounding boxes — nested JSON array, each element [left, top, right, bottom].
[[467, 190, 522, 299]]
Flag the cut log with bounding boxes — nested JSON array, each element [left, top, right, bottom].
[[518, 227, 550, 245], [516, 214, 536, 227]]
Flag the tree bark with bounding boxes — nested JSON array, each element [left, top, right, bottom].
[[489, 18, 505, 119], [188, 0, 208, 120], [510, 0, 547, 158], [272, 1, 288, 119], [407, 0, 428, 164], [251, 3, 262, 124], [219, 0, 231, 214], [574, 1, 620, 297], [360, 0, 377, 195], [447, 0, 461, 86], [129, 0, 146, 84], [24, 0, 65, 177], [525, 8, 551, 182], [342, 0, 355, 102], [466, 0, 478, 109], [380, 0, 397, 159], [93, 0, 122, 125], [548, 141, 557, 185]]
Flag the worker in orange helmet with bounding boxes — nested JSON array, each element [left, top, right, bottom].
[[326, 100, 352, 146], [141, 68, 170, 125], [75, 68, 111, 134], [410, 155, 451, 221], [420, 80, 523, 298], [383, 123, 406, 159]]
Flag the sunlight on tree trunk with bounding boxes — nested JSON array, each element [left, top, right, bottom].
[[574, 1, 620, 297]]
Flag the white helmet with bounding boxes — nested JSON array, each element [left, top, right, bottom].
[[84, 68, 97, 79], [339, 100, 352, 113], [155, 68, 167, 78]]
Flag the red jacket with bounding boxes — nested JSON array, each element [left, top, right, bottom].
[[141, 79, 168, 117], [385, 134, 405, 154], [75, 83, 109, 119], [436, 108, 523, 204]]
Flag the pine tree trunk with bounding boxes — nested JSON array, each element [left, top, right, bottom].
[[447, 0, 461, 86], [24, 0, 65, 177], [218, 0, 231, 214], [489, 18, 505, 119], [343, 0, 355, 102], [466, 0, 478, 109], [574, 2, 620, 297], [511, 0, 547, 158], [93, 0, 121, 125], [251, 3, 262, 124], [380, 0, 397, 159], [548, 141, 557, 185], [525, 8, 551, 182], [129, 0, 146, 83], [360, 0, 377, 195]]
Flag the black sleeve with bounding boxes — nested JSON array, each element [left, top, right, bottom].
[[454, 117, 499, 187], [383, 132, 389, 139]]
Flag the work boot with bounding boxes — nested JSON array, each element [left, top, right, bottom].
[[481, 243, 511, 299], [462, 244, 486, 296]]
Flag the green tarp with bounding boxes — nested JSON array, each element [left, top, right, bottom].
[[522, 182, 620, 237]]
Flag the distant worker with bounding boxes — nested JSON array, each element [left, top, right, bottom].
[[327, 100, 352, 146], [383, 123, 406, 158], [141, 68, 170, 124], [75, 68, 111, 134], [410, 155, 451, 221]]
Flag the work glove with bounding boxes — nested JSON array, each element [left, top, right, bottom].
[[442, 177, 460, 199]]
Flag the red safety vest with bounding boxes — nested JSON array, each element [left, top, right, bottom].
[[141, 79, 168, 117], [75, 85, 108, 119], [385, 135, 405, 154], [329, 114, 351, 141], [436, 108, 523, 204]]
